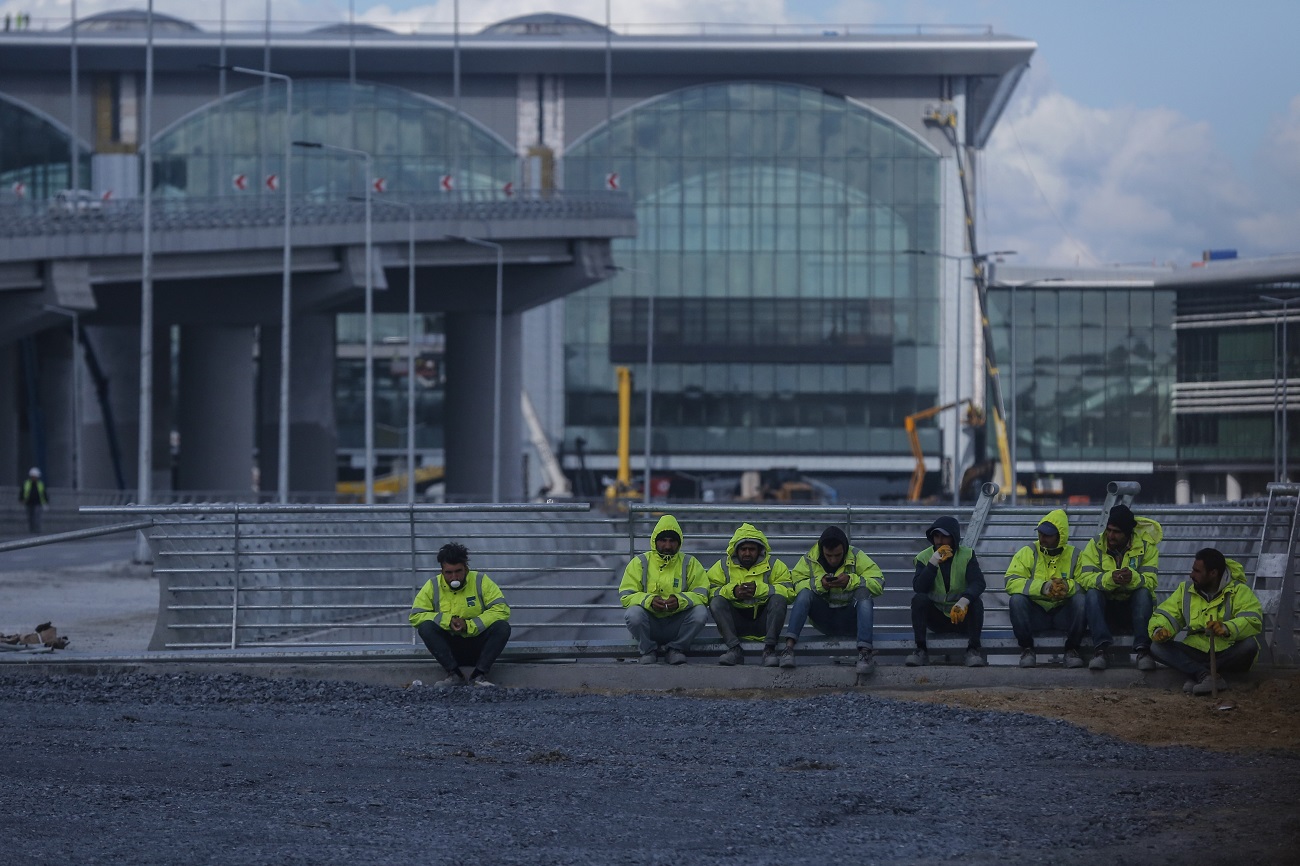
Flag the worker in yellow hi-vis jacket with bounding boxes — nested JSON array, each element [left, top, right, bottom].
[[409, 542, 511, 688]]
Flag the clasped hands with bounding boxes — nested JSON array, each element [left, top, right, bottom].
[[1046, 578, 1070, 600], [733, 581, 757, 601], [650, 595, 681, 612]]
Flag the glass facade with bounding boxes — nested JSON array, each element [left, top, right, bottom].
[[988, 286, 1177, 463], [0, 96, 90, 199], [154, 80, 517, 197], [564, 82, 942, 458]]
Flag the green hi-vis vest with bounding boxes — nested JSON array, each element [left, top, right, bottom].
[[916, 546, 972, 612]]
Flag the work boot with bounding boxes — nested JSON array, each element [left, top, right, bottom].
[[468, 671, 497, 688], [779, 645, 796, 669], [1089, 649, 1108, 671], [855, 648, 876, 676], [964, 648, 987, 668], [1182, 678, 1196, 695], [718, 645, 744, 666], [904, 648, 929, 667], [434, 670, 466, 688], [665, 648, 688, 665], [1019, 648, 1036, 668], [1192, 672, 1229, 696], [762, 646, 779, 667], [1064, 649, 1085, 669], [638, 651, 658, 665], [1135, 651, 1158, 672]]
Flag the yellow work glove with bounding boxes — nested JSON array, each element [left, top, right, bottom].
[[1151, 627, 1172, 643], [1048, 578, 1068, 600], [1206, 620, 1230, 638], [927, 545, 953, 566], [949, 597, 970, 625]]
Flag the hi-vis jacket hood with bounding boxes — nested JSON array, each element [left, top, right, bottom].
[[727, 523, 770, 566], [706, 523, 795, 610], [650, 514, 685, 566], [1037, 509, 1070, 550]]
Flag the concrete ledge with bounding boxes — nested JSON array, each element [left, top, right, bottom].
[[0, 649, 1278, 695]]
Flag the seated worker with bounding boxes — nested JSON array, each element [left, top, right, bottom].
[[409, 541, 512, 688], [619, 514, 709, 665], [705, 522, 795, 667], [906, 515, 987, 668], [1079, 504, 1161, 671], [1005, 509, 1086, 668], [779, 526, 884, 675], [1149, 547, 1263, 695]]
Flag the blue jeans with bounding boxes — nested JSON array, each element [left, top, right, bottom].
[[1008, 592, 1085, 650], [781, 588, 874, 649], [1084, 588, 1154, 652], [1150, 637, 1259, 680]]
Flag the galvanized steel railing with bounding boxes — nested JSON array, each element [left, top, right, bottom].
[[82, 494, 1296, 660]]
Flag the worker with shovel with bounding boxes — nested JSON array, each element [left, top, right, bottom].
[[1148, 547, 1262, 696]]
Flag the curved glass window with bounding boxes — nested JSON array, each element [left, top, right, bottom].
[[154, 80, 516, 198], [564, 82, 941, 458], [0, 96, 90, 200]]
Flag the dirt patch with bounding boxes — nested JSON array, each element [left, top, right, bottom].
[[879, 671, 1300, 753]]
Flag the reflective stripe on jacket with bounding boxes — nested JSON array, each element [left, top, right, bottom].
[[408, 570, 510, 636], [1148, 559, 1262, 654], [791, 543, 884, 606], [1078, 517, 1161, 601]]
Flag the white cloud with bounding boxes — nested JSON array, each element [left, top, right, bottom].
[[982, 63, 1300, 266]]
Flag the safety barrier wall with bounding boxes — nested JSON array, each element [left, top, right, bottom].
[[81, 498, 1297, 660]]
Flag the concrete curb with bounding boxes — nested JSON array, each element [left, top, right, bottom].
[[0, 651, 1282, 694]]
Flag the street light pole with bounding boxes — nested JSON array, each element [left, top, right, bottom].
[[295, 140, 374, 502], [1263, 295, 1296, 481], [231, 66, 293, 502], [456, 236, 505, 504]]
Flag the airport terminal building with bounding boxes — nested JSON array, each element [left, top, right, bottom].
[[0, 9, 1295, 503]]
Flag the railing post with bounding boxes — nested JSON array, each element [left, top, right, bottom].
[[230, 504, 242, 650], [410, 502, 418, 646]]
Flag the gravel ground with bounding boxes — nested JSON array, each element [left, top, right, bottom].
[[2, 672, 1297, 866]]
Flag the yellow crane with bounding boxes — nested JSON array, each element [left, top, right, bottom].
[[604, 366, 641, 504], [904, 400, 983, 502]]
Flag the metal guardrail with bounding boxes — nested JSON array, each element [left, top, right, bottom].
[[0, 191, 635, 240], [80, 497, 1296, 659]]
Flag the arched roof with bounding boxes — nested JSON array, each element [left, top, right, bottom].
[[480, 13, 611, 37], [310, 23, 394, 36], [62, 8, 202, 33]]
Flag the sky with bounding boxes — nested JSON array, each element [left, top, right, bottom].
[[8, 0, 1300, 268]]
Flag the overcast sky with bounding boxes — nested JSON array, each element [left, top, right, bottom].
[[9, 0, 1300, 267]]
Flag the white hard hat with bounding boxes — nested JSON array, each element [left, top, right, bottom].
[[29, 467, 41, 477]]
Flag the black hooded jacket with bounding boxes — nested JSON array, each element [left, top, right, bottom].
[[912, 515, 986, 599]]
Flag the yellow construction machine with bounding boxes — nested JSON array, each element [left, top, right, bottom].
[[336, 464, 444, 499], [904, 400, 985, 502]]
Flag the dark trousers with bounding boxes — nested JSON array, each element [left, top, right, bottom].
[[910, 593, 984, 649], [1149, 638, 1259, 680], [709, 594, 787, 648], [1008, 592, 1086, 650], [1084, 588, 1153, 652], [25, 504, 42, 534], [417, 620, 511, 675]]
